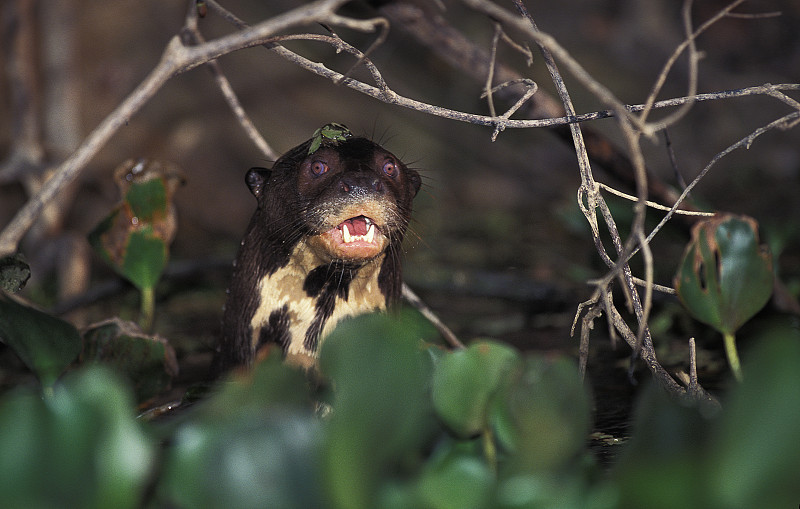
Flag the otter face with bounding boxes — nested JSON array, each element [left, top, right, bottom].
[[247, 137, 421, 266]]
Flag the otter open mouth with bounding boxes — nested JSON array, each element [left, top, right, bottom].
[[339, 215, 377, 244], [315, 215, 387, 261]]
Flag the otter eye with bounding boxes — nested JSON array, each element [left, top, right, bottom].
[[310, 160, 329, 176], [382, 160, 398, 178]]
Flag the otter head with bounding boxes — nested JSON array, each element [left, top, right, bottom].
[[245, 132, 421, 266]]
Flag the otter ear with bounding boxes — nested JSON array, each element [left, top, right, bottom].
[[245, 167, 272, 198], [408, 170, 422, 196]]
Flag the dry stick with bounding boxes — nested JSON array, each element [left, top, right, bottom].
[[604, 0, 731, 365], [460, 0, 646, 133], [206, 1, 798, 133], [0, 0, 45, 182], [182, 4, 278, 161], [608, 304, 720, 406], [484, 22, 502, 118], [597, 183, 712, 216], [639, 0, 746, 129], [0, 0, 353, 257], [506, 0, 668, 391], [689, 337, 699, 396], [509, 0, 643, 382], [620, 0, 728, 349], [663, 129, 690, 192], [402, 285, 464, 350], [638, 111, 800, 254]]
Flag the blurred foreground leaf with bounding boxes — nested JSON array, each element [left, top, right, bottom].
[[432, 340, 521, 438], [0, 292, 81, 387], [490, 356, 592, 473], [614, 327, 800, 509], [319, 310, 439, 509], [157, 353, 321, 509], [160, 412, 321, 509], [0, 367, 155, 509], [707, 324, 800, 509], [415, 439, 494, 509]]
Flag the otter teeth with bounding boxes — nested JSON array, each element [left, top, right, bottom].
[[342, 223, 376, 244]]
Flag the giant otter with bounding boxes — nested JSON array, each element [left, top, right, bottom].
[[216, 124, 421, 371]]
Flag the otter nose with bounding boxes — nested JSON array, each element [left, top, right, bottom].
[[339, 173, 384, 195]]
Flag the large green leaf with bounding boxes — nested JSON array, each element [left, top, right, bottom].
[[489, 356, 591, 472], [0, 293, 82, 387], [0, 367, 155, 509], [318, 310, 439, 509], [707, 327, 800, 509], [613, 327, 800, 509], [159, 412, 322, 509], [156, 353, 320, 508], [675, 214, 773, 335], [431, 340, 521, 438], [416, 439, 494, 509]]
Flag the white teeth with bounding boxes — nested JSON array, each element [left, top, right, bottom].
[[341, 223, 377, 244]]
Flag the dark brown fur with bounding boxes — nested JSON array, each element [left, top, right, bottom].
[[215, 134, 420, 372]]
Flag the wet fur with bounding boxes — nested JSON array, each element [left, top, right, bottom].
[[215, 136, 420, 371]]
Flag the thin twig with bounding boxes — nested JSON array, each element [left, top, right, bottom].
[[182, 4, 278, 161], [402, 283, 465, 350], [0, 0, 352, 256], [485, 22, 502, 118], [597, 183, 713, 216]]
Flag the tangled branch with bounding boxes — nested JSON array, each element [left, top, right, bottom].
[[1, 0, 797, 403]]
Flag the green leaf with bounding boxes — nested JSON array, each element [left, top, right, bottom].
[[489, 356, 591, 472], [125, 177, 168, 222], [82, 318, 178, 403], [121, 228, 167, 291], [417, 439, 494, 509], [431, 341, 521, 438], [156, 354, 320, 508], [708, 327, 800, 509], [0, 367, 155, 509], [0, 293, 82, 387], [307, 122, 353, 154], [159, 412, 322, 509], [0, 253, 31, 293], [318, 310, 439, 509], [675, 214, 773, 336]]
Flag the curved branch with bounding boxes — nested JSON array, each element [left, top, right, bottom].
[[0, 0, 350, 257]]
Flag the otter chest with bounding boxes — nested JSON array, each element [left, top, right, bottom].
[[248, 242, 387, 367]]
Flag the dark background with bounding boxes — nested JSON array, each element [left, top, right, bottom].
[[1, 0, 799, 410]]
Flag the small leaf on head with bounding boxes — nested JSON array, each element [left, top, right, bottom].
[[308, 122, 353, 155]]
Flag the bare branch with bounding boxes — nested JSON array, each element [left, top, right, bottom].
[[182, 3, 278, 161], [0, 0, 351, 256], [402, 284, 464, 350], [597, 183, 714, 216]]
